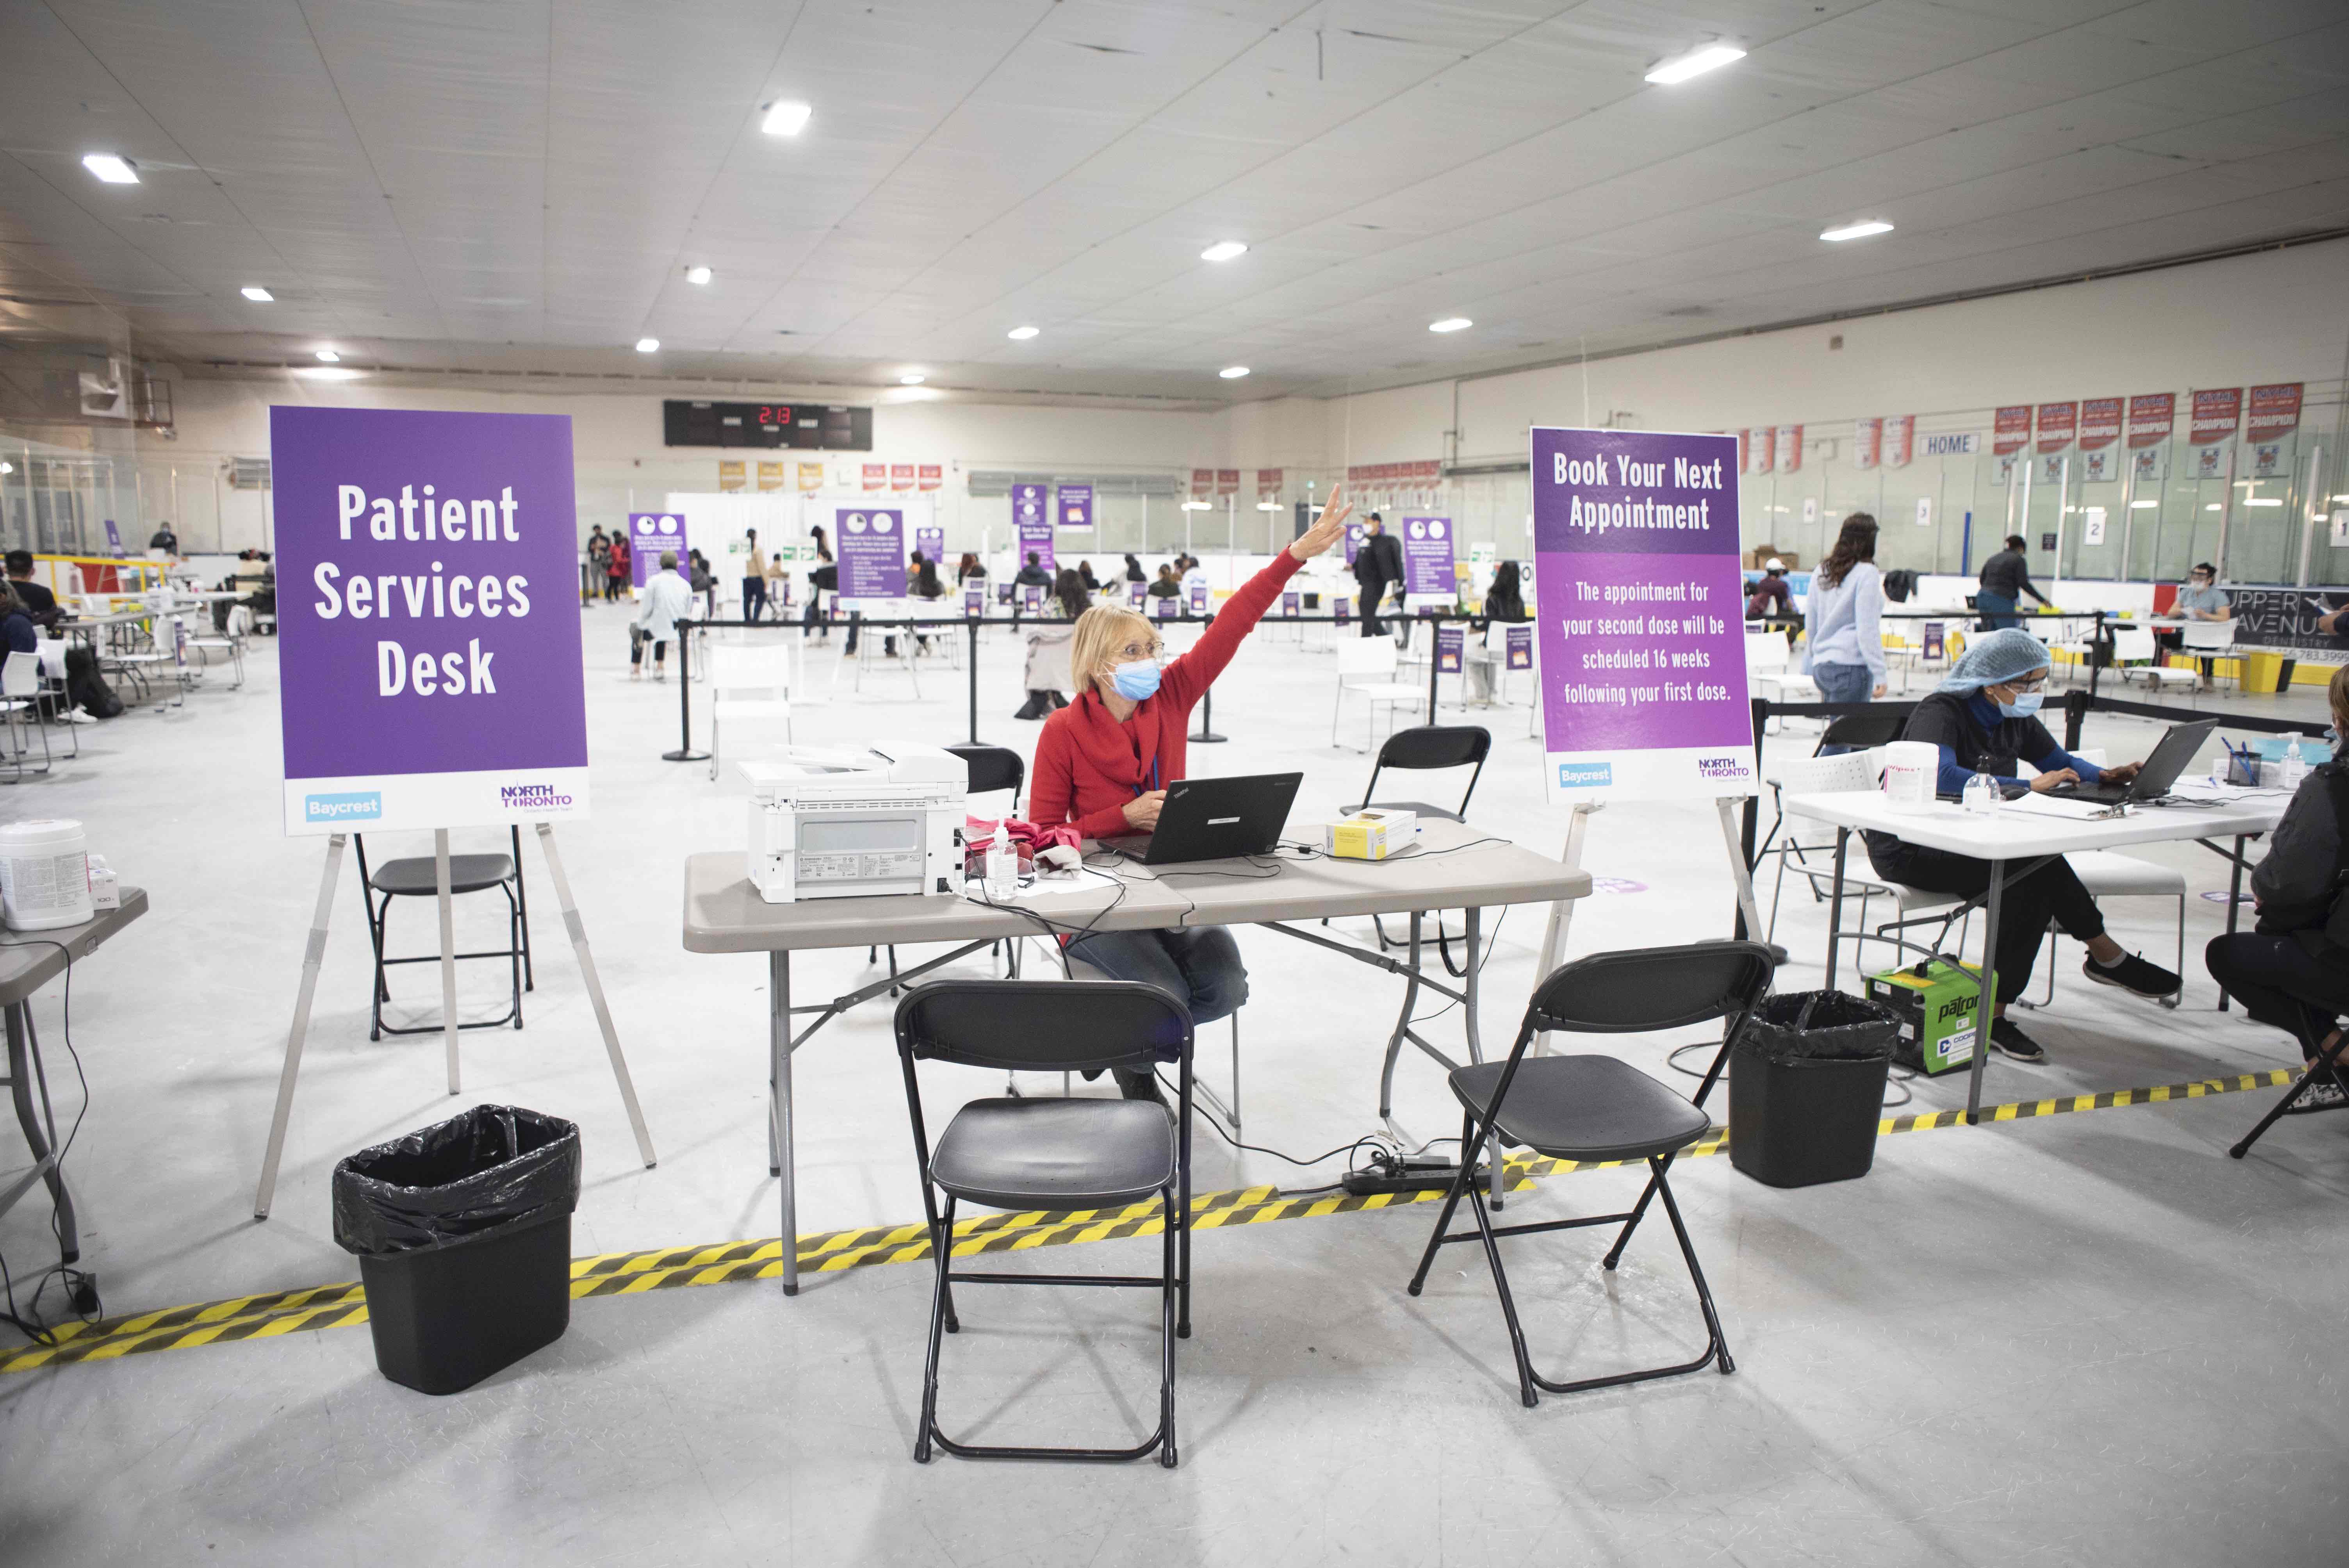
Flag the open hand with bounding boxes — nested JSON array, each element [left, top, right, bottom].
[[1123, 790, 1166, 830], [2029, 768, 2080, 794], [1289, 484, 1355, 562]]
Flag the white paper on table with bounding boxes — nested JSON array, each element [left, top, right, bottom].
[[962, 866, 1125, 905], [2003, 796, 2122, 821]]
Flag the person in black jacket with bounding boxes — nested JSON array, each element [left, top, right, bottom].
[[1352, 513, 1404, 636], [1976, 535, 2047, 630], [2206, 666, 2349, 1118], [1123, 553, 1146, 584]]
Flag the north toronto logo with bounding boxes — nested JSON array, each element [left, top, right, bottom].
[[499, 782, 575, 810], [1697, 755, 1752, 780]]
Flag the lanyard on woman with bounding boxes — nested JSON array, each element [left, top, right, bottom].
[[1134, 755, 1160, 798]]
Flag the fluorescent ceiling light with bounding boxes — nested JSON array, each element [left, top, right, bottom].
[[1007, 325, 1040, 340], [314, 348, 340, 363], [0, 462, 12, 475], [2205, 504, 2221, 512], [685, 265, 712, 286], [1219, 365, 1250, 379], [898, 373, 925, 385], [2130, 499, 2157, 509], [1428, 317, 1472, 333], [1200, 241, 1248, 263], [1644, 43, 1745, 85], [82, 153, 138, 184], [297, 366, 364, 381], [241, 285, 274, 301], [761, 100, 812, 136], [1820, 220, 1894, 242], [635, 337, 660, 353], [1255, 499, 1280, 511], [1181, 500, 1212, 511], [2246, 497, 2283, 507]]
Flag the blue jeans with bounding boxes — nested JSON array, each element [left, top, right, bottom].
[[1976, 591, 2018, 630], [1066, 926, 1248, 1026], [1810, 661, 1875, 753]]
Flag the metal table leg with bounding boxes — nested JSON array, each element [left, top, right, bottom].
[[771, 950, 799, 1294], [4, 1001, 76, 1262], [2218, 832, 2246, 1012], [1823, 828, 1849, 991], [1465, 905, 1502, 1210], [1965, 859, 2007, 1124]]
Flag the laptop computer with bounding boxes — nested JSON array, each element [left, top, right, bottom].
[[1099, 772, 1303, 865], [2049, 718, 2217, 805]]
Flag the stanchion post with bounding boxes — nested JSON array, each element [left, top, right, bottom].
[[966, 616, 980, 745], [1426, 612, 1441, 718], [662, 618, 709, 763], [1190, 611, 1226, 741]]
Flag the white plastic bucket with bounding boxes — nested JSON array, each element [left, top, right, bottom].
[[0, 819, 93, 931], [1881, 741, 1939, 816]]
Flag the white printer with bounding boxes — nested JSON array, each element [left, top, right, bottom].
[[741, 743, 967, 903]]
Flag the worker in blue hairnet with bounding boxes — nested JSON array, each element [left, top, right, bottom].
[[1861, 628, 2180, 1064]]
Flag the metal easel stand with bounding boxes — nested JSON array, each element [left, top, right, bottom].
[[253, 824, 657, 1220]]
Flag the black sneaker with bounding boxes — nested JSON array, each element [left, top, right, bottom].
[[1116, 1068, 1167, 1107], [2283, 1078, 2349, 1116], [2082, 951, 2181, 1001], [1990, 1018, 2047, 1062]]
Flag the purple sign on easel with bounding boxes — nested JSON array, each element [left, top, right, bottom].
[[1344, 522, 1364, 566], [1401, 516, 1454, 597], [1530, 427, 1753, 802], [1333, 594, 1351, 625], [628, 512, 685, 588], [836, 508, 907, 599], [1129, 581, 1146, 607], [914, 526, 945, 565], [1012, 483, 1055, 574], [1506, 624, 1533, 670], [1281, 591, 1299, 618], [1435, 625, 1463, 673], [271, 405, 588, 834], [1188, 582, 1208, 615], [1057, 483, 1093, 531]]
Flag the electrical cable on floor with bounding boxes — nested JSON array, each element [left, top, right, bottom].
[[0, 937, 102, 1343]]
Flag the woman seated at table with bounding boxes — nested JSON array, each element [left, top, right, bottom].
[[1863, 627, 2181, 1064], [1029, 486, 1354, 1099], [2205, 666, 2349, 1115]]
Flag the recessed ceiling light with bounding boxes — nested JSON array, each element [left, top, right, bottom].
[[1645, 43, 1746, 85], [314, 348, 340, 363], [1820, 220, 1895, 242], [1200, 241, 1248, 263], [1007, 325, 1040, 340], [899, 373, 926, 385], [761, 100, 812, 137], [1428, 317, 1472, 333], [296, 366, 365, 381], [2246, 497, 2283, 507], [2130, 499, 2157, 509], [1219, 365, 1250, 379], [241, 286, 274, 302], [82, 153, 139, 184], [635, 337, 660, 353], [685, 265, 712, 286]]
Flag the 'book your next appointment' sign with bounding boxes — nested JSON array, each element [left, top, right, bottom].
[[273, 406, 590, 834], [1530, 427, 1754, 803]]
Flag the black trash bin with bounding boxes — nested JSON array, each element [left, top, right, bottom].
[[333, 1105, 581, 1394], [1729, 991, 1898, 1189]]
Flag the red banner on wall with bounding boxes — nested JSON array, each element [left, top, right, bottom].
[[1256, 468, 1283, 500], [2078, 397, 2123, 451], [1883, 415, 1914, 469], [1740, 428, 1774, 475], [1775, 424, 1802, 473], [889, 463, 915, 491], [2247, 382, 2303, 440], [1851, 417, 1881, 470], [2190, 388, 2242, 446], [1215, 468, 1240, 496], [1342, 460, 1443, 483], [862, 462, 887, 491], [2126, 394, 2173, 447], [1993, 405, 2033, 456], [2035, 402, 2076, 454], [1191, 468, 1215, 499], [917, 463, 942, 491]]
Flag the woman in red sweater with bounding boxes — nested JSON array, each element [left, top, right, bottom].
[[1030, 488, 1353, 1097]]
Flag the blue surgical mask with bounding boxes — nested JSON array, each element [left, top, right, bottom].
[[1111, 659, 1162, 700], [1997, 691, 2043, 719]]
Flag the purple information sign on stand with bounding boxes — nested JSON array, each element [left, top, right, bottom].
[[1401, 516, 1454, 597], [1188, 582, 1208, 615], [1344, 522, 1365, 566], [1281, 590, 1299, 618], [1128, 581, 1146, 607], [1333, 594, 1351, 625], [1012, 484, 1054, 574], [1435, 625, 1463, 672], [1506, 624, 1533, 670], [914, 525, 944, 565], [836, 508, 907, 599], [964, 586, 984, 616], [1057, 483, 1093, 531], [103, 519, 125, 558], [628, 512, 684, 588], [1530, 427, 1753, 802], [271, 405, 588, 834]]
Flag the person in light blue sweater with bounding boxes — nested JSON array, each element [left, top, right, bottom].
[[1804, 513, 1887, 709], [1861, 628, 2181, 1063]]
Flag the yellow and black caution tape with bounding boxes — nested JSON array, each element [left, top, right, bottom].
[[0, 1066, 2297, 1377]]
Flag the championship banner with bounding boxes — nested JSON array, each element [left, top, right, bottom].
[[890, 463, 915, 492], [2190, 388, 2241, 446], [627, 511, 685, 588], [1506, 623, 1532, 670], [757, 461, 786, 492], [2127, 394, 2173, 448], [1884, 415, 1914, 469], [914, 526, 945, 564], [2079, 397, 2122, 450], [718, 460, 745, 493], [1057, 482, 1093, 530], [1257, 469, 1283, 502], [1529, 427, 1754, 803], [797, 462, 825, 492], [1435, 625, 1463, 674], [1775, 425, 1802, 472], [1216, 469, 1240, 497], [1401, 515, 1454, 599], [836, 508, 905, 599], [2035, 401, 2076, 454], [273, 406, 589, 835], [862, 463, 887, 492], [1852, 417, 1881, 470], [1740, 428, 1773, 476], [918, 463, 942, 492], [1191, 469, 1215, 501], [1993, 406, 2032, 456], [2247, 383, 2303, 478]]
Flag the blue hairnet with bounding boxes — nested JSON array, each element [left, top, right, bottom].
[[1937, 627, 2050, 694]]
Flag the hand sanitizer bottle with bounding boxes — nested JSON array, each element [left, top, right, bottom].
[[985, 832, 1019, 900]]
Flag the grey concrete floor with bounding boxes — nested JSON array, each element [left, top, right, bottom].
[[0, 606, 2343, 1564]]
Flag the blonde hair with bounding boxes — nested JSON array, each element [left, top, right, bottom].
[[1070, 604, 1158, 694]]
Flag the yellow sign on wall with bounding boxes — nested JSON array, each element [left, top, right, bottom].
[[757, 461, 785, 492], [718, 460, 745, 493], [798, 462, 825, 492]]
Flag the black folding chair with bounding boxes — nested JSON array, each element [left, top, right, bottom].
[[1407, 941, 1774, 1407], [1761, 704, 1917, 943], [354, 827, 534, 1041], [896, 979, 1193, 1466], [2231, 1024, 2349, 1160], [1343, 724, 1491, 975]]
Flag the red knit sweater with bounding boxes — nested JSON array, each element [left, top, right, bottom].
[[1031, 551, 1304, 841]]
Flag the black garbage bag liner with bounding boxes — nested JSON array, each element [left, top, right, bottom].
[[1737, 990, 1898, 1064], [332, 1105, 581, 1256]]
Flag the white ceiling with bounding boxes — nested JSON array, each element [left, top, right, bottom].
[[5, 0, 2349, 405]]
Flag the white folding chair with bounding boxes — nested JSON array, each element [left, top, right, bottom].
[[2111, 627, 2191, 691], [1746, 632, 1818, 729], [706, 642, 795, 781], [2180, 619, 2238, 688], [0, 650, 53, 779], [1331, 638, 1424, 752]]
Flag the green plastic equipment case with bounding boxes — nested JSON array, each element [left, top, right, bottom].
[[1864, 960, 1994, 1078]]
